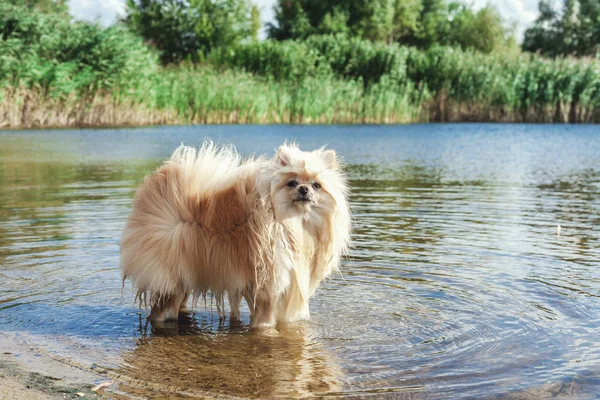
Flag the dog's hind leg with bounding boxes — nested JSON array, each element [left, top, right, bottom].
[[243, 288, 255, 310], [179, 291, 191, 311], [243, 289, 256, 322], [148, 291, 187, 322], [228, 290, 242, 321]]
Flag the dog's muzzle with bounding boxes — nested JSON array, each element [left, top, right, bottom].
[[294, 185, 315, 204]]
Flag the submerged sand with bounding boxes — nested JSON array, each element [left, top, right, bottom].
[[0, 335, 108, 400]]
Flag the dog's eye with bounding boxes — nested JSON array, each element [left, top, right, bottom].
[[287, 180, 298, 188], [312, 182, 321, 190]]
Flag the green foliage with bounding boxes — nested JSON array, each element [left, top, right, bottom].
[[210, 40, 330, 82], [217, 36, 413, 86], [0, 3, 157, 97], [192, 0, 253, 53], [1, 0, 67, 14], [268, 0, 422, 41], [446, 5, 511, 54], [306, 36, 410, 85], [268, 0, 513, 54], [134, 66, 426, 123], [524, 0, 600, 57], [126, 0, 255, 63], [250, 4, 260, 41], [213, 36, 600, 121], [126, 0, 201, 63]]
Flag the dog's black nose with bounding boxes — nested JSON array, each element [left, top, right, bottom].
[[298, 186, 309, 196]]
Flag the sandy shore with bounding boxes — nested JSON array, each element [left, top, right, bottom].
[[0, 374, 61, 400], [0, 334, 109, 400]]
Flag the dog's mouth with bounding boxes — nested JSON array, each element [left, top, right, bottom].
[[293, 196, 315, 205]]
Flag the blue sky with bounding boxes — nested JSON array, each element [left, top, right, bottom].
[[66, 0, 540, 41]]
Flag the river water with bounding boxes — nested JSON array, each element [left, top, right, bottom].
[[1, 124, 599, 399]]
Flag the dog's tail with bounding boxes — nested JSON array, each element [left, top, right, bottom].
[[168, 142, 243, 201], [119, 142, 248, 306]]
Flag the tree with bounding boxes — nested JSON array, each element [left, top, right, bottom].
[[268, 0, 421, 41], [1, 0, 67, 14], [0, 2, 157, 95], [399, 0, 455, 47], [268, 0, 512, 53], [126, 0, 199, 63], [250, 4, 261, 41], [192, 0, 253, 51], [362, 0, 422, 43], [447, 5, 510, 53], [126, 0, 255, 63], [523, 0, 600, 57], [268, 0, 321, 40]]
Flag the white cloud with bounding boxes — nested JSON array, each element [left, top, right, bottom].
[[468, 0, 539, 40], [67, 0, 539, 41], [252, 0, 276, 38], [67, 0, 126, 26]]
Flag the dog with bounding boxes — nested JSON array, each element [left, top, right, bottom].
[[120, 142, 351, 329]]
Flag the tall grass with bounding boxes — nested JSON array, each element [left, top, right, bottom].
[[1, 66, 427, 127], [218, 36, 600, 123]]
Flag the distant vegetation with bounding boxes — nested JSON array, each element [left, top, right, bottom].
[[523, 0, 599, 58], [267, 0, 518, 55], [0, 0, 598, 128], [217, 37, 600, 122]]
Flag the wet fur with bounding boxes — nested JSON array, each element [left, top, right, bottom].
[[120, 142, 351, 328]]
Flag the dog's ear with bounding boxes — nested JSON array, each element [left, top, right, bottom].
[[276, 145, 293, 167], [320, 149, 340, 170]]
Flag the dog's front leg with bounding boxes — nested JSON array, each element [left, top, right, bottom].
[[251, 294, 276, 329], [228, 290, 243, 321], [148, 290, 187, 322], [179, 291, 191, 311]]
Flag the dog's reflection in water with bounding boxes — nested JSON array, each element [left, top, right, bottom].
[[118, 311, 342, 398]]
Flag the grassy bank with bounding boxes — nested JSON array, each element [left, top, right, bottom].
[[3, 60, 597, 128], [1, 67, 428, 128], [1, 4, 598, 128], [215, 37, 600, 123]]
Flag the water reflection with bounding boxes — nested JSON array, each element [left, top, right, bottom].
[[119, 316, 341, 398]]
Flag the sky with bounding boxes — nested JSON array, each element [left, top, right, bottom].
[[67, 0, 540, 41]]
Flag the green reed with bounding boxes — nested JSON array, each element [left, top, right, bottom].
[[219, 36, 600, 123], [2, 66, 428, 127]]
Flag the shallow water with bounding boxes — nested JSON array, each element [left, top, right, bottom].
[[1, 124, 599, 399]]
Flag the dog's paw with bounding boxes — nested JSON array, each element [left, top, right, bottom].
[[251, 325, 279, 337]]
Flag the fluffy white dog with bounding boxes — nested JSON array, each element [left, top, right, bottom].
[[121, 142, 351, 329]]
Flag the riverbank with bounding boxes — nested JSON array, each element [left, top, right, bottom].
[[0, 363, 100, 400], [2, 80, 598, 130], [0, 333, 110, 400], [0, 353, 102, 400], [0, 372, 60, 400]]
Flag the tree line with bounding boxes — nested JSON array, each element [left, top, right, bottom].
[[10, 0, 596, 62], [128, 0, 598, 62]]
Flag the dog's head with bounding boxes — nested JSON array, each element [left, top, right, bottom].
[[268, 143, 347, 224]]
